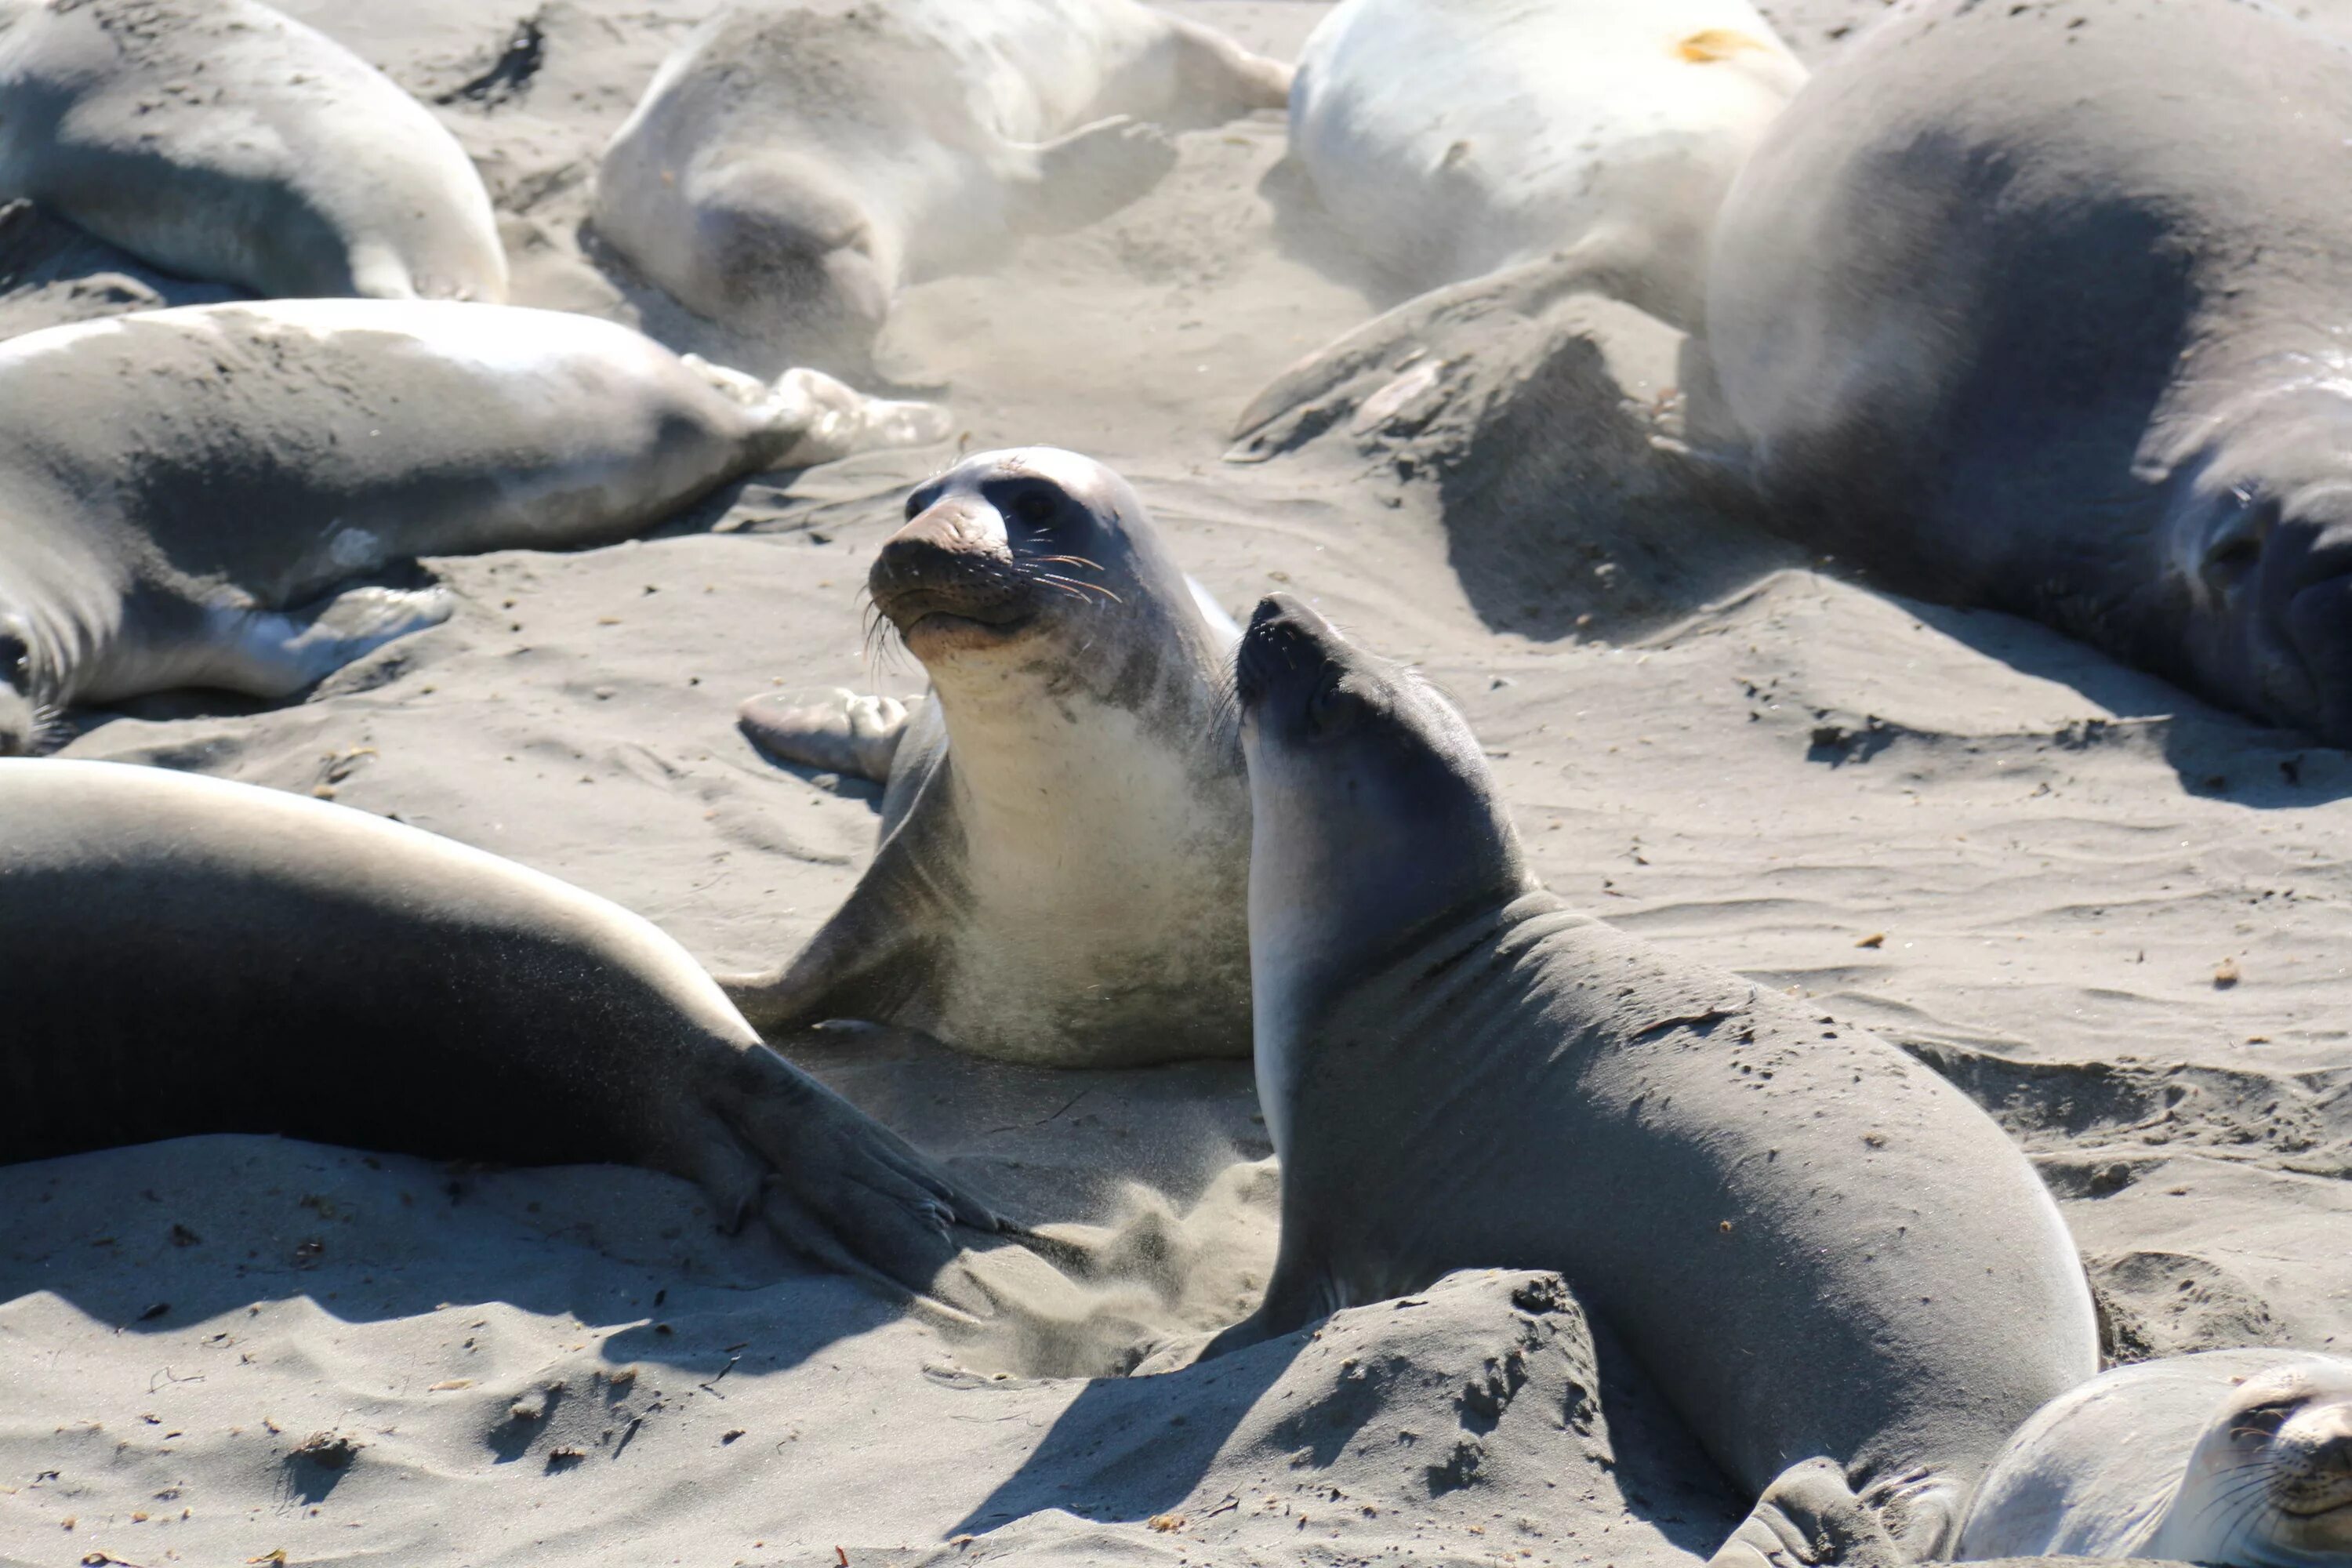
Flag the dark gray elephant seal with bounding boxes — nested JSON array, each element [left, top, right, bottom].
[[1705, 0, 2352, 743], [0, 298, 946, 755], [0, 758, 1004, 1292], [1958, 1349, 2352, 1566], [0, 0, 506, 301], [1213, 593, 2100, 1567], [723, 448, 1252, 1069], [593, 0, 1292, 371]]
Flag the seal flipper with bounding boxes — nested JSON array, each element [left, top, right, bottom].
[[196, 584, 455, 697], [1163, 15, 1294, 117], [716, 825, 949, 1035], [681, 354, 950, 468], [1707, 1459, 1909, 1568], [739, 688, 918, 782], [1005, 116, 1180, 234]]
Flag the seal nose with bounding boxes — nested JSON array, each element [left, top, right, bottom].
[[869, 495, 1020, 626], [1237, 593, 1334, 710]]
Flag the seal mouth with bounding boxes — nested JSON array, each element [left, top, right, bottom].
[[876, 586, 1039, 652]]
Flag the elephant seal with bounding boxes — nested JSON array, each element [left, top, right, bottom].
[[1212, 593, 2100, 1566], [1705, 0, 2352, 744], [1288, 0, 1803, 327], [0, 758, 1005, 1293], [722, 448, 1252, 1069], [593, 0, 1292, 371], [0, 297, 947, 755], [0, 0, 507, 301], [1959, 1349, 2352, 1567]]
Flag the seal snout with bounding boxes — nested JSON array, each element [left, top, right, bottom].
[[2274, 1402, 2352, 1520], [1237, 593, 1338, 711], [869, 489, 1034, 646]]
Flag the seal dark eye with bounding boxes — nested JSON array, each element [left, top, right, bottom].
[[0, 633, 25, 682], [1006, 486, 1061, 529], [2201, 493, 2277, 593], [1305, 670, 1362, 741]]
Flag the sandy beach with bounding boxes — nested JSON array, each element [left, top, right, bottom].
[[2, 1, 2347, 1563]]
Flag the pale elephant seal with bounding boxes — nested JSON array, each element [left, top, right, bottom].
[[1289, 0, 1803, 327], [723, 448, 1252, 1069], [593, 0, 1293, 371], [1959, 1349, 2352, 1567], [0, 298, 947, 755], [0, 758, 1006, 1292], [0, 0, 507, 301], [1705, 0, 2352, 744], [1213, 593, 2100, 1567]]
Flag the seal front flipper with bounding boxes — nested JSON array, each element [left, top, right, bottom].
[[1005, 117, 1180, 234], [739, 688, 919, 782], [1707, 1459, 1909, 1568], [184, 584, 456, 699], [717, 827, 946, 1036]]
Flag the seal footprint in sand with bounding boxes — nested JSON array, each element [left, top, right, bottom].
[[593, 0, 1293, 372], [1210, 594, 2100, 1568], [726, 448, 1254, 1069], [0, 298, 949, 756], [0, 0, 508, 301], [0, 759, 1006, 1295]]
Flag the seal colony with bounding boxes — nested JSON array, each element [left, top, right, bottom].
[[1958, 1349, 2352, 1565], [0, 298, 946, 754], [724, 448, 1252, 1068], [1706, 0, 2352, 744], [0, 0, 509, 301], [593, 0, 1292, 368], [1216, 594, 2100, 1566], [0, 759, 1004, 1293]]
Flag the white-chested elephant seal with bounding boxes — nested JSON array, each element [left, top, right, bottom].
[[1290, 0, 1802, 326], [1959, 1348, 2352, 1568], [0, 0, 506, 301], [723, 448, 1252, 1068], [1210, 593, 2100, 1567], [0, 759, 1006, 1293], [1705, 0, 2352, 743], [0, 298, 947, 755], [593, 0, 1292, 372]]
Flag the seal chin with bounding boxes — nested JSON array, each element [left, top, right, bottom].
[[898, 604, 1040, 655]]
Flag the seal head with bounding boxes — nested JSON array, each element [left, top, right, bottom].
[[2148, 1359, 2352, 1566], [2165, 388, 2352, 742]]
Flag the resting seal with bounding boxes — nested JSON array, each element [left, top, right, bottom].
[[0, 298, 946, 755], [1959, 1349, 2352, 1567], [0, 759, 1004, 1292], [723, 448, 1251, 1069], [0, 0, 507, 301], [1213, 594, 2100, 1566], [1287, 0, 1803, 326], [1705, 0, 2352, 742], [593, 0, 1292, 370]]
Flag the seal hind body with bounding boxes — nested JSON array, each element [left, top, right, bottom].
[[1706, 0, 2352, 742], [0, 0, 507, 301], [0, 758, 1002, 1291]]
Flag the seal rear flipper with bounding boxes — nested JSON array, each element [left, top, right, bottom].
[[1004, 116, 1180, 234], [1163, 15, 1294, 118], [1708, 1458, 1911, 1568], [739, 688, 920, 782], [754, 365, 953, 468]]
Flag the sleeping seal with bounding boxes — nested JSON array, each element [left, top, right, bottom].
[[723, 448, 1252, 1069], [0, 0, 507, 301], [1705, 0, 2352, 743], [1212, 594, 2100, 1567], [593, 0, 1292, 371], [0, 759, 1004, 1293], [1290, 0, 1803, 325], [0, 298, 946, 755], [1959, 1349, 2352, 1568]]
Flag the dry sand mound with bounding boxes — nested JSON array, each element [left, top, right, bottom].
[[4, 1, 2348, 1563]]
